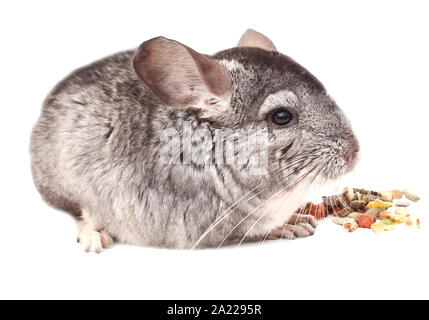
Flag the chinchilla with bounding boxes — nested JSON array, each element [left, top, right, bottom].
[[30, 29, 359, 252]]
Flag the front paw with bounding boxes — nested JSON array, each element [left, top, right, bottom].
[[267, 214, 317, 240]]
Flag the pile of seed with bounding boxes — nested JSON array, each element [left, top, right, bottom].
[[297, 188, 420, 233]]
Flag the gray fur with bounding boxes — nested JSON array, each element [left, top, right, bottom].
[[30, 34, 359, 249]]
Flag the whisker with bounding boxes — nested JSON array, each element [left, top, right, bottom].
[[239, 164, 320, 247], [197, 150, 322, 249], [237, 209, 270, 247], [276, 163, 326, 240], [335, 194, 352, 210], [261, 173, 312, 244], [192, 157, 308, 249], [191, 184, 261, 249]]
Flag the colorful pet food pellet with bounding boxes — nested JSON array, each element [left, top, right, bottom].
[[347, 211, 362, 221], [342, 187, 355, 203], [370, 220, 396, 233], [394, 201, 410, 207], [365, 207, 385, 218], [358, 214, 375, 228], [343, 220, 358, 232], [336, 207, 353, 217], [332, 217, 355, 226], [366, 199, 394, 209], [394, 207, 410, 216], [382, 219, 396, 225], [403, 189, 420, 202], [391, 190, 403, 200], [405, 217, 420, 229], [385, 212, 407, 224], [350, 200, 366, 211], [377, 210, 390, 220], [379, 191, 393, 201], [353, 188, 382, 197]]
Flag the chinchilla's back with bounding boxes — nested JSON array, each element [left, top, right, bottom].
[[30, 49, 232, 249], [30, 50, 153, 219]]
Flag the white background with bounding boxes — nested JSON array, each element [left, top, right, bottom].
[[1, 0, 428, 299]]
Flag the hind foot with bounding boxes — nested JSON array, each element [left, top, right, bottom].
[[267, 214, 317, 240], [77, 210, 113, 253], [77, 229, 113, 253]]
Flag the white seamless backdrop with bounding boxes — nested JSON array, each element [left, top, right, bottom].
[[0, 0, 428, 299]]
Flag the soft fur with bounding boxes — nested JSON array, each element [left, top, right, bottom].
[[30, 29, 359, 250]]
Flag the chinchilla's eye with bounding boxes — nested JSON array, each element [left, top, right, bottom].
[[270, 109, 293, 126]]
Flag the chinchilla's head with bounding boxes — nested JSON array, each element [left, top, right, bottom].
[[133, 29, 359, 195]]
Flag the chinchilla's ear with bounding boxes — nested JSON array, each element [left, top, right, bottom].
[[133, 37, 231, 108], [237, 29, 277, 52]]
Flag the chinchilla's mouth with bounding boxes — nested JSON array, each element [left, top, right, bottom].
[[280, 141, 294, 157]]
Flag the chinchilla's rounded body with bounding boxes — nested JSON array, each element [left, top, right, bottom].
[[31, 30, 359, 252]]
